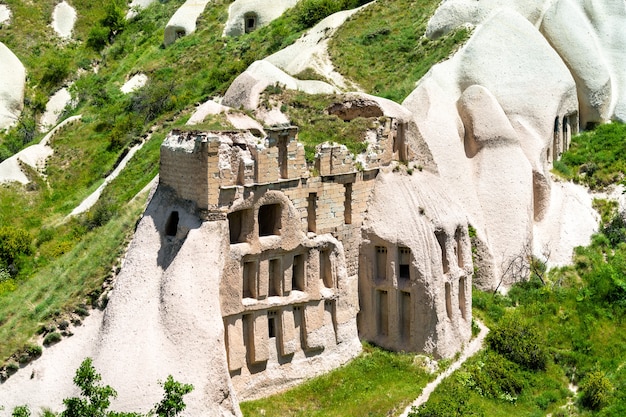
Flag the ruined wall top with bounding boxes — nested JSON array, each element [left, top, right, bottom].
[[159, 117, 411, 212]]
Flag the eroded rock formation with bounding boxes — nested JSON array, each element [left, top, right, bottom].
[[0, 42, 25, 130]]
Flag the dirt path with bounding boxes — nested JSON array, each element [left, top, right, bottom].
[[398, 319, 490, 417]]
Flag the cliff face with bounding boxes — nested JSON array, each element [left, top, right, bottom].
[[2, 0, 625, 414]]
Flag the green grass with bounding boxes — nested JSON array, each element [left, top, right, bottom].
[[262, 89, 372, 161], [0, 195, 146, 363], [411, 234, 626, 416], [329, 0, 469, 102], [240, 343, 433, 417], [554, 122, 626, 190], [0, 0, 386, 368]]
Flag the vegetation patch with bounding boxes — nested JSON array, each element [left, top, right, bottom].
[[241, 343, 433, 417], [8, 357, 193, 416], [262, 89, 372, 162], [329, 0, 469, 102], [554, 121, 626, 189]]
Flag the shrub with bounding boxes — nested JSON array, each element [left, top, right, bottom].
[[486, 315, 548, 370], [579, 371, 613, 410], [62, 357, 118, 417], [409, 380, 483, 417], [87, 25, 110, 52], [6, 361, 19, 375], [18, 344, 42, 364], [602, 212, 626, 247], [39, 54, 71, 91], [294, 0, 372, 29], [153, 376, 194, 417], [43, 332, 62, 347], [12, 405, 31, 417], [0, 226, 32, 271], [59, 358, 193, 417]]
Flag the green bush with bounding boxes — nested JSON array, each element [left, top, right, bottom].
[[11, 405, 31, 417], [294, 0, 372, 29], [87, 25, 110, 52], [409, 380, 484, 417], [39, 54, 71, 91], [0, 226, 32, 271], [579, 371, 613, 410], [602, 213, 626, 247], [18, 344, 43, 364], [486, 315, 548, 370], [154, 376, 194, 417], [43, 332, 62, 347], [57, 358, 193, 417]]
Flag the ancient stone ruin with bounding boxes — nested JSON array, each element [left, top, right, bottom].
[[158, 109, 472, 400]]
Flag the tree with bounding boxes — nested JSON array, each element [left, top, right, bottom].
[[580, 371, 613, 410], [153, 376, 194, 417], [8, 358, 196, 417], [61, 358, 121, 417], [0, 226, 32, 273]]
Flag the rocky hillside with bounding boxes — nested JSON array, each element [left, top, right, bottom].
[[1, 0, 626, 415]]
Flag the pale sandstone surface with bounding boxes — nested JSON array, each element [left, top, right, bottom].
[[39, 87, 72, 132], [533, 180, 599, 268], [127, 0, 158, 19], [540, 0, 612, 127], [0, 4, 10, 25], [223, 0, 298, 37], [52, 1, 77, 39], [403, 9, 586, 289], [361, 170, 472, 358], [266, 8, 364, 90], [0, 42, 25, 130], [163, 0, 211, 46], [186, 99, 230, 125], [186, 99, 266, 134], [222, 60, 337, 110], [92, 189, 240, 416], [69, 141, 145, 216], [0, 116, 81, 184], [427, 0, 626, 125], [0, 310, 104, 414], [120, 73, 148, 94]]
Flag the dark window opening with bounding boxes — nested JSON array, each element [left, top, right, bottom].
[[320, 249, 333, 288], [445, 282, 452, 320], [244, 13, 257, 33], [292, 254, 306, 291], [268, 311, 277, 338], [243, 261, 257, 298], [398, 246, 411, 281], [344, 183, 352, 224], [307, 193, 317, 233], [459, 277, 467, 320], [165, 211, 179, 237], [258, 204, 281, 237], [435, 232, 449, 274], [228, 209, 249, 244], [375, 246, 387, 282], [269, 258, 282, 297], [378, 290, 388, 337], [552, 116, 559, 163], [455, 227, 464, 268]]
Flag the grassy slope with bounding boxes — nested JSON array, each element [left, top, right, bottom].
[[240, 343, 433, 417], [0, 0, 463, 368], [329, 0, 469, 102]]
